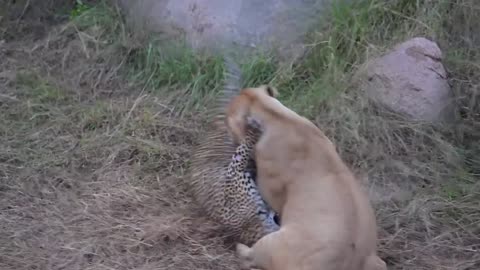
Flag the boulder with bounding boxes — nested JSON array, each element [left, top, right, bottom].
[[117, 0, 326, 59], [354, 37, 454, 123]]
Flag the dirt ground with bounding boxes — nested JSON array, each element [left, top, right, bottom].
[[1, 1, 479, 270]]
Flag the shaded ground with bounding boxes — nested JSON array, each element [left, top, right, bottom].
[[1, 1, 479, 270]]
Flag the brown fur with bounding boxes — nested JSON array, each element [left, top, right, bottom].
[[225, 86, 387, 270]]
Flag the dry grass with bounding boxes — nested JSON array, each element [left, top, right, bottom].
[[0, 44, 236, 270], [1, 0, 479, 270]]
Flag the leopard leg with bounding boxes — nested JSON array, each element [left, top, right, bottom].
[[222, 120, 279, 244]]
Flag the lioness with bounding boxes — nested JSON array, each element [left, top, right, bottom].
[[225, 85, 386, 270]]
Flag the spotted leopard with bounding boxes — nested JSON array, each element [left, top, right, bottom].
[[225, 117, 279, 229], [187, 57, 279, 246]]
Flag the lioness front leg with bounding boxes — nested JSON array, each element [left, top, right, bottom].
[[236, 243, 257, 270], [236, 229, 285, 270], [363, 254, 387, 270]]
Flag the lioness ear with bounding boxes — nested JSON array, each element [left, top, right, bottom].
[[265, 85, 279, 98]]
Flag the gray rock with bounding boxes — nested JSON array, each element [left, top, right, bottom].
[[118, 0, 327, 59], [354, 37, 454, 123]]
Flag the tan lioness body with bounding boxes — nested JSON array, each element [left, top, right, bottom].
[[225, 85, 386, 270]]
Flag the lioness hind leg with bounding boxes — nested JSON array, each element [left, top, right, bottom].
[[236, 229, 285, 270], [363, 255, 387, 270]]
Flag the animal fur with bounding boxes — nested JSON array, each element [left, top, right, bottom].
[[187, 57, 279, 246], [225, 86, 387, 270]]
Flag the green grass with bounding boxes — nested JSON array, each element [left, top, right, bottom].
[[70, 0, 91, 19], [71, 1, 119, 31], [126, 41, 226, 112]]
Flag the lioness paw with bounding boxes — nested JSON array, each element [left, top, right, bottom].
[[364, 255, 387, 270], [236, 243, 251, 258], [236, 243, 255, 270]]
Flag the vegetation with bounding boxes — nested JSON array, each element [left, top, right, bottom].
[[0, 0, 478, 269]]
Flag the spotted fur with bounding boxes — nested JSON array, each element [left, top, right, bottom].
[[187, 57, 279, 246]]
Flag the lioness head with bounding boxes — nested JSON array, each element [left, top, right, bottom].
[[226, 85, 278, 143]]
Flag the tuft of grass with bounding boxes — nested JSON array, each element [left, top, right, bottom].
[[126, 41, 225, 112], [69, 0, 91, 20], [70, 0, 125, 45], [240, 55, 278, 87], [79, 101, 118, 131], [15, 71, 66, 103]]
